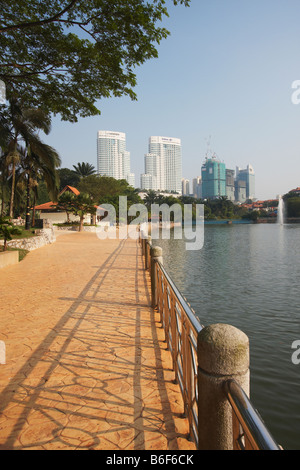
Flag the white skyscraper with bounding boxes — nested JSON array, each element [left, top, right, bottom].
[[127, 173, 136, 187], [141, 136, 182, 193], [192, 176, 202, 198], [140, 173, 156, 191], [143, 153, 164, 191], [97, 130, 135, 186]]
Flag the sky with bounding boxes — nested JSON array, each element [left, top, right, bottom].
[[45, 0, 300, 201]]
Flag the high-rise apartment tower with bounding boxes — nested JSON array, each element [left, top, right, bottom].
[[235, 164, 255, 201], [141, 136, 182, 193], [97, 130, 135, 186]]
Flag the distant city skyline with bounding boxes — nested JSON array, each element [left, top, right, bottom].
[[97, 128, 258, 204], [181, 155, 256, 202], [44, 1, 300, 200]]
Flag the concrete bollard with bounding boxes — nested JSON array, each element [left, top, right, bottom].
[[150, 246, 163, 308], [197, 323, 250, 450]]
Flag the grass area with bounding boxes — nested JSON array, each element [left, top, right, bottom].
[[0, 245, 29, 261], [0, 225, 35, 262], [9, 226, 37, 239], [0, 225, 37, 241]]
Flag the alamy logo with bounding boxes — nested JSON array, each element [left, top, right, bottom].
[[0, 340, 5, 365], [0, 80, 6, 105], [291, 80, 300, 105], [95, 196, 204, 251], [291, 340, 300, 364]]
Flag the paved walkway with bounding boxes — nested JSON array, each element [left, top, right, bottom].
[[0, 230, 196, 450]]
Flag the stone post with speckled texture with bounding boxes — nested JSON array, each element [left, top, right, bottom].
[[197, 323, 250, 450]]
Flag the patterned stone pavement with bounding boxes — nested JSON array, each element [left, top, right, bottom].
[[0, 230, 196, 450]]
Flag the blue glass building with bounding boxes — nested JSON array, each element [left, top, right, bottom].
[[201, 156, 226, 199]]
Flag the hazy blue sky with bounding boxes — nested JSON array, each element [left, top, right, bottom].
[[45, 0, 300, 200]]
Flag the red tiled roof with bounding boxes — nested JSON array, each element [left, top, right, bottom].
[[35, 186, 80, 210], [59, 185, 80, 196], [35, 200, 107, 213], [34, 201, 58, 210]]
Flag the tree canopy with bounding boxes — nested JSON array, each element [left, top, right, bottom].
[[0, 0, 190, 122], [283, 190, 300, 218], [57, 167, 80, 190], [78, 174, 141, 204], [57, 191, 96, 231]]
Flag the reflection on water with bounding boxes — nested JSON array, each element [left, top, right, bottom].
[[154, 223, 300, 450]]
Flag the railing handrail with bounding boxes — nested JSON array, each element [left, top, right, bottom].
[[155, 259, 203, 335], [224, 379, 281, 450], [140, 231, 281, 450]]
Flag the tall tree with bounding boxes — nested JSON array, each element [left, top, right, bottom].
[[6, 149, 21, 218], [0, 98, 61, 225], [0, 151, 9, 216], [0, 0, 190, 122], [23, 141, 61, 228]]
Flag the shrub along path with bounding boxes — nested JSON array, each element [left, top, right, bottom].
[[0, 230, 195, 450]]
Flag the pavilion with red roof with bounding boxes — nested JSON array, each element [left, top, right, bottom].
[[35, 186, 98, 225]]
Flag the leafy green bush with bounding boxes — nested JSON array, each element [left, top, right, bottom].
[[0, 217, 22, 251]]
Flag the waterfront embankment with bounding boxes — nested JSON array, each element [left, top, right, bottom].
[[153, 222, 300, 450], [0, 230, 195, 450]]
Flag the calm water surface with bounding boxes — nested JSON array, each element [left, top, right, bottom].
[[154, 223, 300, 450]]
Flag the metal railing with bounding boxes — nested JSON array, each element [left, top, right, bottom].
[[155, 256, 202, 446], [140, 232, 281, 450], [224, 379, 281, 450]]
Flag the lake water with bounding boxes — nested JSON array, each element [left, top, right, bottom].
[[154, 222, 300, 450]]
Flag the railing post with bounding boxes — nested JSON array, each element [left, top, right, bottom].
[[145, 236, 151, 270], [141, 230, 146, 256], [150, 246, 163, 308], [197, 323, 250, 450]]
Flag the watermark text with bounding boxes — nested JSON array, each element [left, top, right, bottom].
[[95, 196, 204, 251]]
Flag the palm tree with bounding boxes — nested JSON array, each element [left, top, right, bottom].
[[73, 162, 96, 178], [0, 98, 61, 227], [0, 112, 14, 216], [0, 100, 28, 217], [0, 152, 9, 216], [7, 149, 21, 218], [23, 140, 60, 229], [143, 190, 158, 210]]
